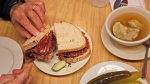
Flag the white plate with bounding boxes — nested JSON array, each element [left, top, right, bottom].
[[0, 37, 23, 75], [101, 25, 150, 60], [80, 61, 148, 84], [34, 26, 92, 76]]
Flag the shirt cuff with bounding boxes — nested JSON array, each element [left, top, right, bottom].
[[2, 0, 25, 20]]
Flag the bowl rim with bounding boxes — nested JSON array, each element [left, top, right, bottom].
[[105, 6, 150, 45]]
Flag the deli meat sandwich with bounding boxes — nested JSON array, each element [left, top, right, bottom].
[[23, 25, 56, 61], [23, 22, 91, 63], [54, 22, 91, 63]]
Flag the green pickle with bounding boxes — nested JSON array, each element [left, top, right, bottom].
[[51, 61, 66, 72], [87, 70, 131, 84], [109, 72, 142, 84], [111, 81, 142, 84]]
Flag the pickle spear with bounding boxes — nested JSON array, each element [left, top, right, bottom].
[[111, 81, 142, 84], [87, 71, 131, 84], [109, 72, 142, 84]]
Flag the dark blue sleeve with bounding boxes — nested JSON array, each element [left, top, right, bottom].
[[0, 0, 25, 20]]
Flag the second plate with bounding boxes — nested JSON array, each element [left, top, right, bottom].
[[101, 25, 150, 60]]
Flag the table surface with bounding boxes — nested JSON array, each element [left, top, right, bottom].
[[0, 0, 150, 84]]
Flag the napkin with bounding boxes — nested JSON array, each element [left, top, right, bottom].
[[110, 0, 146, 10]]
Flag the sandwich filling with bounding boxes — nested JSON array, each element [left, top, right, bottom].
[[24, 31, 56, 61]]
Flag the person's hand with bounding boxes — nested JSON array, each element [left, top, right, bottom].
[[0, 62, 33, 84], [10, 1, 46, 38]]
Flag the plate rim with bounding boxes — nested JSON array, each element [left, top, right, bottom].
[[0, 36, 23, 75], [34, 26, 92, 76], [79, 61, 148, 84], [101, 25, 150, 60]]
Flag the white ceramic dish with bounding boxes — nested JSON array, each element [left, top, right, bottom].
[[34, 26, 92, 76], [101, 25, 150, 60], [80, 61, 148, 84], [0, 37, 23, 75]]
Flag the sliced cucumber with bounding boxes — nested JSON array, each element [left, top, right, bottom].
[[52, 61, 66, 72]]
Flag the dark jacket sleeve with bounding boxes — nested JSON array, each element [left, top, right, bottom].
[[0, 0, 25, 20]]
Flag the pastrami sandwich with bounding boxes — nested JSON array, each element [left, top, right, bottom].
[[54, 22, 91, 63], [23, 25, 56, 61]]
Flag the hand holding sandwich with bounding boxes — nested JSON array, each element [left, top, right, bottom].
[[10, 1, 46, 38], [0, 62, 33, 84], [23, 22, 91, 64]]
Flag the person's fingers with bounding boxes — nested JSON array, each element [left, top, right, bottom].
[[12, 69, 23, 75], [17, 13, 40, 36], [32, 3, 46, 27], [26, 10, 44, 31], [16, 62, 33, 83], [9, 63, 33, 84], [25, 75, 32, 84], [0, 74, 15, 83], [27, 2, 46, 27], [11, 1, 46, 38], [11, 6, 40, 36], [23, 62, 34, 73], [14, 23, 32, 38], [29, 0, 41, 2], [35, 2, 46, 13], [1, 74, 15, 79]]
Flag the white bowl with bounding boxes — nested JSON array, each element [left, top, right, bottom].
[[105, 6, 150, 46]]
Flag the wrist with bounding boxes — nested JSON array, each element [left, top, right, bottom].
[[10, 2, 23, 19]]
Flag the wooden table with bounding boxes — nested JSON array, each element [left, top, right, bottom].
[[0, 0, 150, 84]]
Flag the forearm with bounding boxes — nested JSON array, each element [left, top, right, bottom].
[[0, 0, 25, 20]]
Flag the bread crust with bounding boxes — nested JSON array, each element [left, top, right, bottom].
[[62, 48, 91, 63], [57, 43, 86, 53]]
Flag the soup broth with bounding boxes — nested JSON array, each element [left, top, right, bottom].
[[111, 13, 150, 41]]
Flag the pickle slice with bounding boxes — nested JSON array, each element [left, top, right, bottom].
[[87, 70, 131, 84], [51, 61, 66, 72], [109, 72, 142, 84]]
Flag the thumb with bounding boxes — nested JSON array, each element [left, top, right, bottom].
[[13, 62, 33, 83], [5, 63, 34, 84], [23, 62, 34, 73], [12, 62, 33, 75]]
